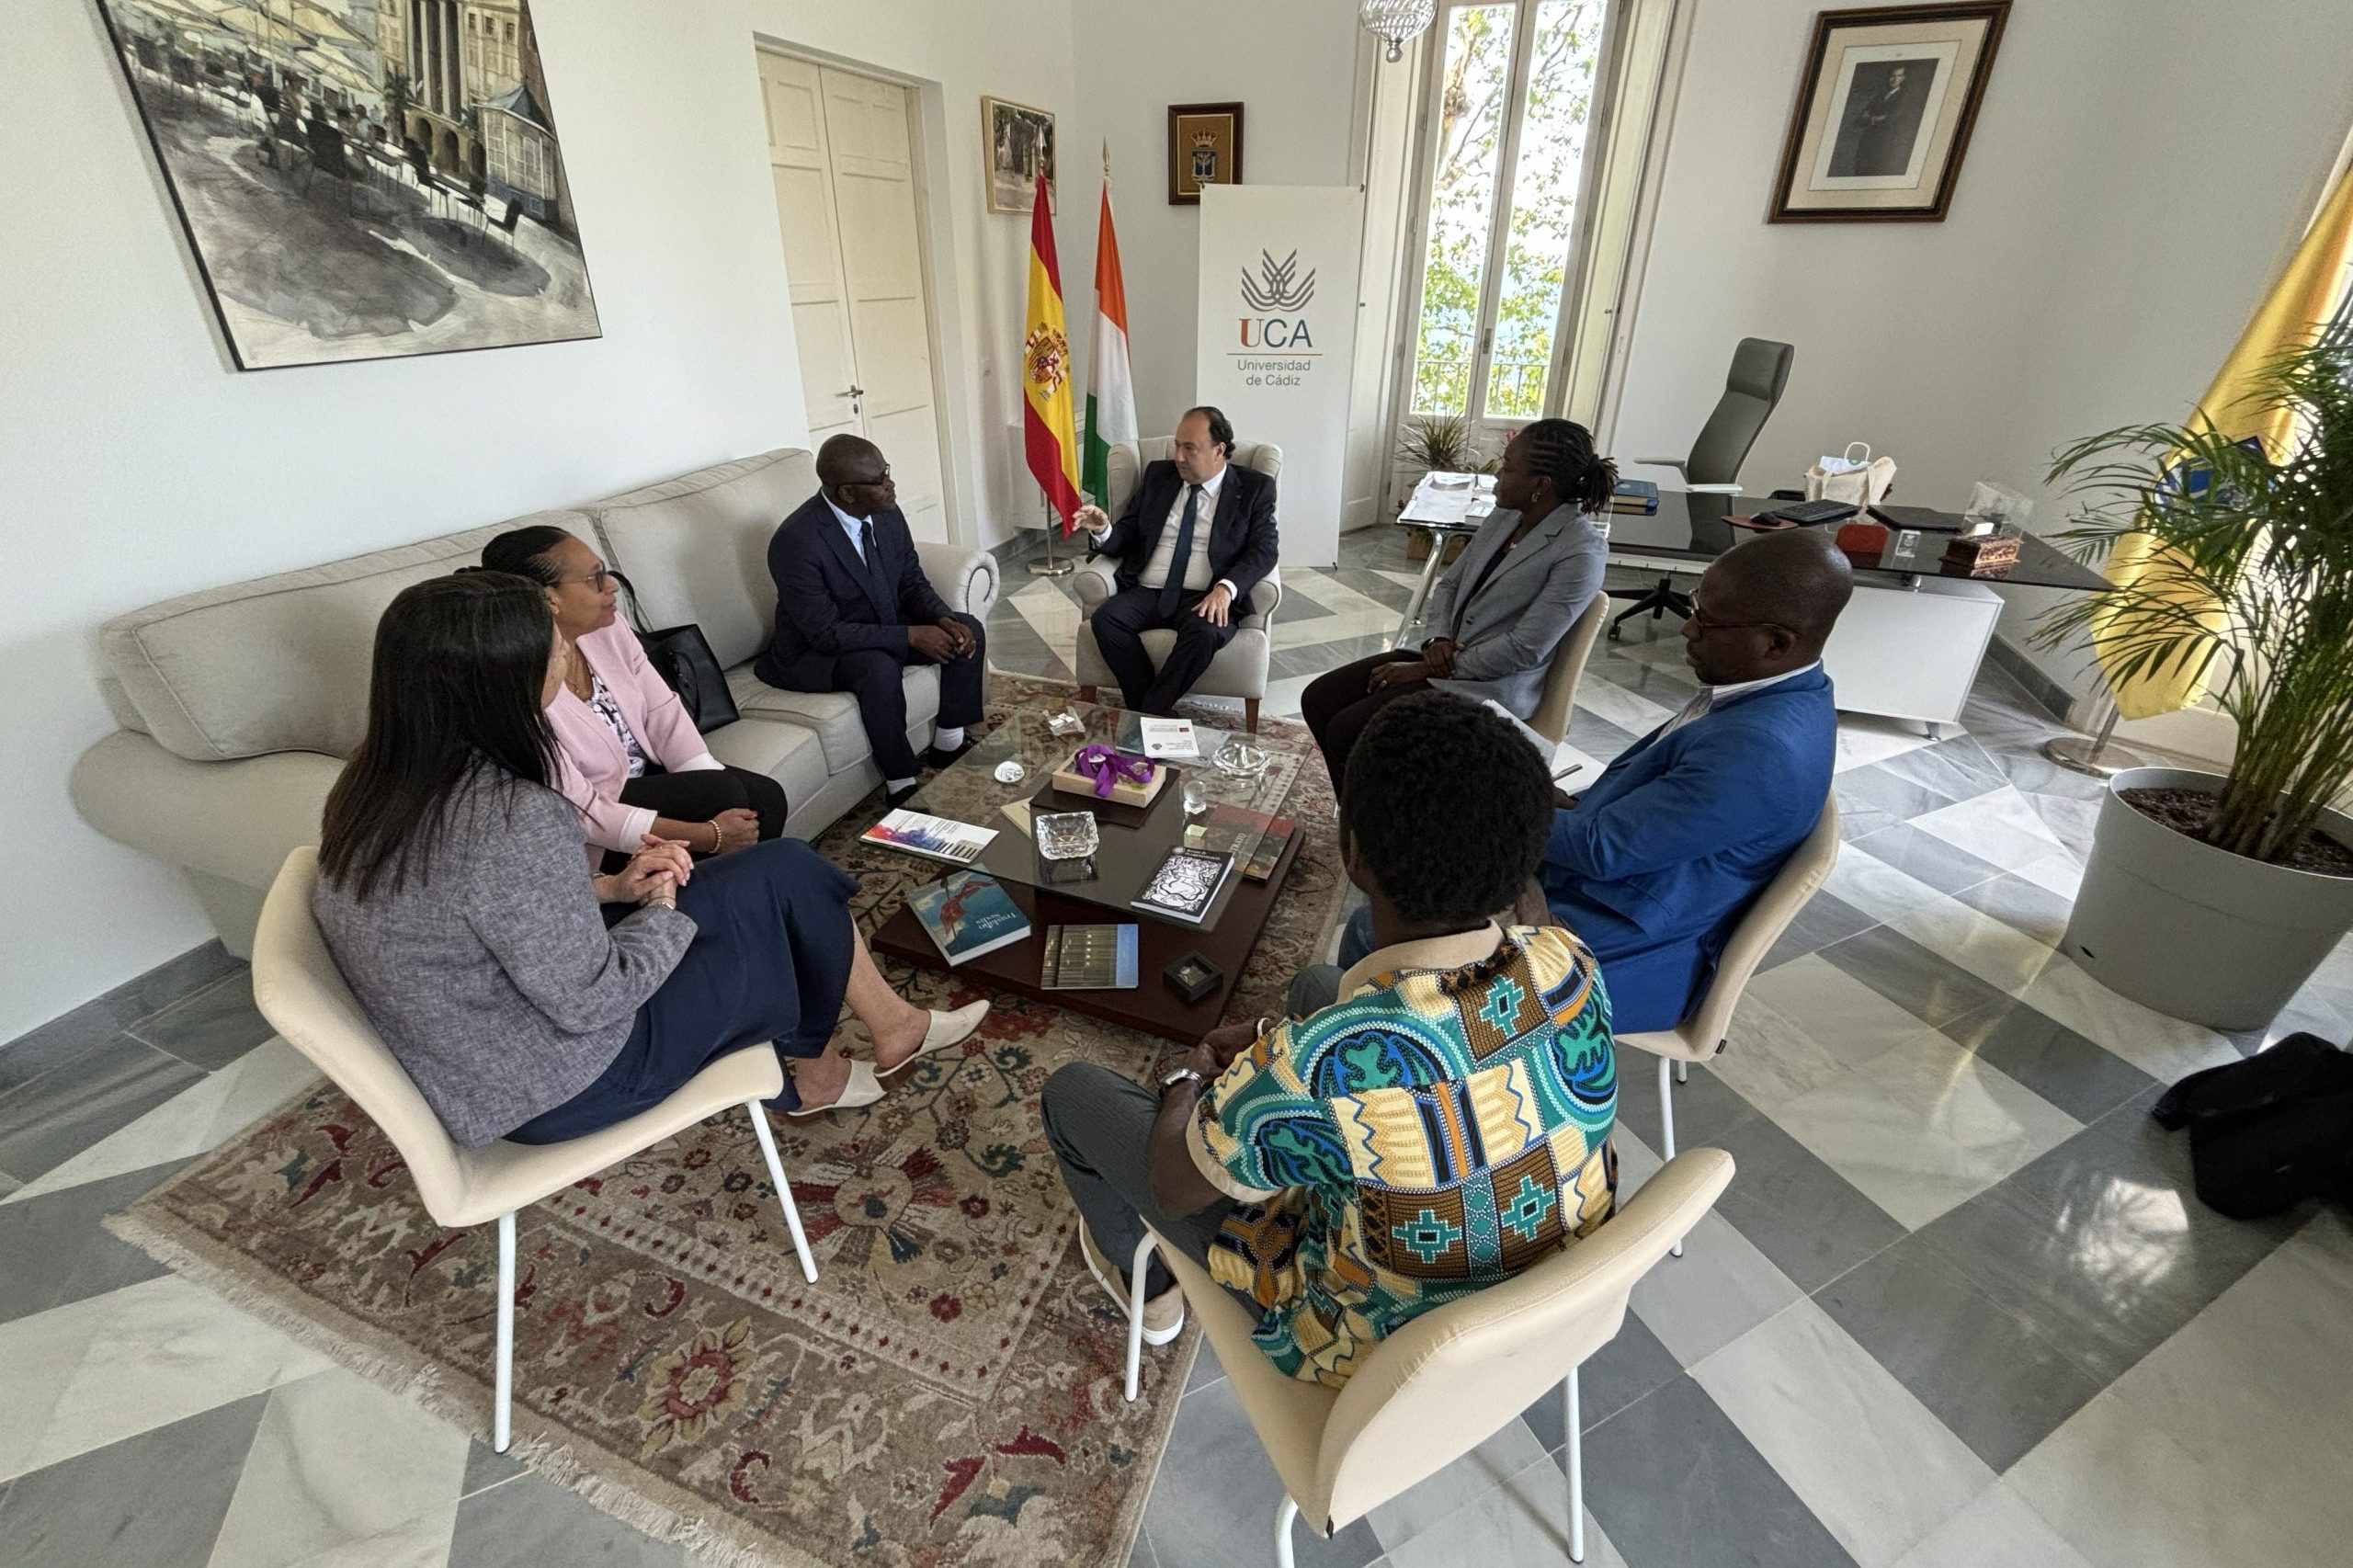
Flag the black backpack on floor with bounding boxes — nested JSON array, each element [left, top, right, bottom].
[[2151, 1033, 2353, 1220]]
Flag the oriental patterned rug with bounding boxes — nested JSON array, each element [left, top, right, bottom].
[[109, 676, 1344, 1568]]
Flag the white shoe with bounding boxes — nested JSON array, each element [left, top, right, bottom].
[[1078, 1223, 1185, 1344], [784, 1059, 884, 1117], [876, 999, 992, 1082]]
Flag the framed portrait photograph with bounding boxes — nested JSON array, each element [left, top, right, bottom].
[[1166, 102, 1245, 206], [983, 96, 1056, 214], [1769, 2, 2010, 222]]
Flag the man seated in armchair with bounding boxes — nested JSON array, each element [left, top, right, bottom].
[[1070, 405, 1279, 717]]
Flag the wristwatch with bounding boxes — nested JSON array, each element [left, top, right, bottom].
[[1159, 1065, 1206, 1096]]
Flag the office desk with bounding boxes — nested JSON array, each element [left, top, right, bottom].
[[1391, 483, 2109, 733]]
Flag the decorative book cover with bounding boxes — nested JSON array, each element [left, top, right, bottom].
[[1131, 846, 1234, 925], [859, 809, 997, 865], [1040, 924, 1140, 989], [906, 871, 1031, 965], [1184, 804, 1297, 881]]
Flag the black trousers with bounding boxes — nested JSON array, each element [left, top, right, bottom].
[[608, 765, 789, 871], [509, 840, 858, 1136], [769, 613, 986, 780], [1299, 651, 1430, 798], [1090, 586, 1236, 716]]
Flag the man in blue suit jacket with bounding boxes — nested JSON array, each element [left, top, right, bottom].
[[1313, 529, 1852, 1034], [755, 436, 986, 805], [1537, 530, 1850, 1029]]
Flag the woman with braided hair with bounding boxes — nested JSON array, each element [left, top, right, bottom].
[[1302, 418, 1614, 794]]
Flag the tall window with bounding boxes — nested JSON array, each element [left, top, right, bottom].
[[1408, 1, 1610, 428]]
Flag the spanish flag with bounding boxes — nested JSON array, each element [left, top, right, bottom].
[[2095, 162, 2353, 719], [1022, 173, 1084, 530]]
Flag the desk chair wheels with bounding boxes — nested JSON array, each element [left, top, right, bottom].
[[1608, 576, 1692, 640]]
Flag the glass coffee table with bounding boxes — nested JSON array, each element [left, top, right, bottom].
[[870, 700, 1315, 1043]]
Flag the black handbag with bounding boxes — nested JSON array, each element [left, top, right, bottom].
[[613, 573, 738, 733]]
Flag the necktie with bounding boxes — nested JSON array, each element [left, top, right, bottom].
[[1661, 687, 1713, 740], [861, 517, 889, 600], [1158, 484, 1203, 619]]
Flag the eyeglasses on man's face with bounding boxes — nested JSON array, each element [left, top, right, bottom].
[[1686, 595, 1790, 637]]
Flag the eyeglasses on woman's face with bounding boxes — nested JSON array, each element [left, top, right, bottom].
[[555, 566, 617, 591]]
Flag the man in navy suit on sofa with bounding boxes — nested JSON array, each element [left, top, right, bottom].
[[1310, 528, 1851, 1034], [755, 435, 986, 807]]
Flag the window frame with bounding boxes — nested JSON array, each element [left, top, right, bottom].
[[1388, 0, 1678, 449]]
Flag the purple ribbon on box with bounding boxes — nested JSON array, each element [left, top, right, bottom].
[[1072, 744, 1154, 799]]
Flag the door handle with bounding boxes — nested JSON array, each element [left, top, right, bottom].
[[843, 384, 865, 401]]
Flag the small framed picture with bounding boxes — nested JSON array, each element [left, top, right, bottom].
[[1768, 2, 2009, 222], [983, 96, 1056, 215], [1167, 102, 1245, 206]]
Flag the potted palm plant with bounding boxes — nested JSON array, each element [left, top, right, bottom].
[[2035, 334, 2353, 1029]]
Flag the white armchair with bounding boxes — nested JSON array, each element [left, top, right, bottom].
[[1072, 437, 1284, 732]]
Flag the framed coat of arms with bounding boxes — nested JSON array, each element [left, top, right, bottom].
[[1166, 102, 1244, 206]]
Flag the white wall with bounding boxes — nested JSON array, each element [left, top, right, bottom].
[[750, 0, 1078, 549], [0, 0, 808, 1043], [1609, 0, 2353, 702], [1068, 0, 1367, 440]]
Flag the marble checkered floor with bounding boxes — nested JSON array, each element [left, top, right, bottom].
[[4, 529, 2351, 1568]]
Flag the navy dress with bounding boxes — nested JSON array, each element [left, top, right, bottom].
[[508, 838, 860, 1141]]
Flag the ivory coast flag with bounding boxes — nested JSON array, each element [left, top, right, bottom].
[[1022, 172, 1084, 530], [1081, 180, 1137, 509], [2095, 161, 2353, 719]]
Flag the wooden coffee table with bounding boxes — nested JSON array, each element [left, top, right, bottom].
[[871, 701, 1311, 1044]]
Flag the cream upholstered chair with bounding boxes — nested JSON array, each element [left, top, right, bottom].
[[250, 848, 817, 1452], [1615, 799, 1838, 1254], [1074, 437, 1284, 732], [1135, 1148, 1733, 1566], [1526, 588, 1611, 747]]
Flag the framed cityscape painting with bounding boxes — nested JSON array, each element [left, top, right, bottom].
[[1166, 102, 1244, 206], [1768, 2, 2009, 222], [983, 95, 1055, 214], [92, 0, 601, 369]]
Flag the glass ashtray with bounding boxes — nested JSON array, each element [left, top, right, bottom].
[[1045, 708, 1085, 738], [1034, 810, 1100, 861], [1213, 737, 1268, 778]]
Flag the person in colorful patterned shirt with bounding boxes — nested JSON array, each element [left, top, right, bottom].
[[1040, 690, 1617, 1386]]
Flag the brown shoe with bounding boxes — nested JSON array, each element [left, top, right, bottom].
[[1077, 1223, 1185, 1344]]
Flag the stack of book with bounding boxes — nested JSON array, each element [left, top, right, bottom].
[[1608, 478, 1660, 516]]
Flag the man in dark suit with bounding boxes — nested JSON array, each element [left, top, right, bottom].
[[1071, 405, 1279, 715], [754, 435, 986, 806]]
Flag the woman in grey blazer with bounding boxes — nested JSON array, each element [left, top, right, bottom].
[[312, 573, 985, 1150], [1302, 419, 1614, 793]]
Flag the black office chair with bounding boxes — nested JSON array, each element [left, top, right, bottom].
[[1609, 337, 1795, 639]]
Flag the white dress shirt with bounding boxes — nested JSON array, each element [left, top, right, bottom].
[[1654, 660, 1822, 743], [1093, 466, 1238, 602], [824, 495, 870, 561]]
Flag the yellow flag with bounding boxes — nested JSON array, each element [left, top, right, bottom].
[[2096, 164, 2353, 719]]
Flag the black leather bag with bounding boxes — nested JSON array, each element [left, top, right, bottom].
[[614, 574, 738, 734]]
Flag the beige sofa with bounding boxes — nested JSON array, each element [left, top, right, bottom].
[[71, 447, 998, 957]]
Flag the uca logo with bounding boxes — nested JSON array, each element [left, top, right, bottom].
[[1238, 249, 1316, 349]]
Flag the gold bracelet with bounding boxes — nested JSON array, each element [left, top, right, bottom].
[[706, 820, 724, 854]]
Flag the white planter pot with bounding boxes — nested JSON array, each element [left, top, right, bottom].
[[2061, 766, 2353, 1031]]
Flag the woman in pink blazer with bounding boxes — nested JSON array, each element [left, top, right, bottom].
[[480, 528, 789, 865]]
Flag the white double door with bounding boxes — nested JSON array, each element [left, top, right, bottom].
[[758, 51, 949, 541]]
